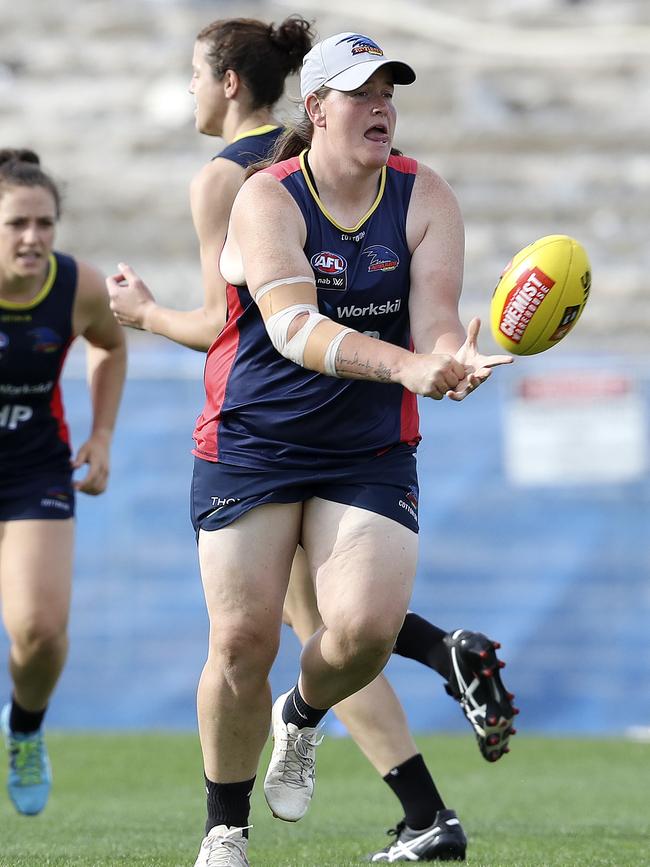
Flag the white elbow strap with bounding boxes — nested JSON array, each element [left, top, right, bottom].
[[266, 304, 326, 365], [254, 276, 315, 302], [265, 304, 354, 376], [323, 328, 354, 376]]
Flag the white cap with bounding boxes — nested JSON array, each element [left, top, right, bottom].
[[300, 32, 416, 100]]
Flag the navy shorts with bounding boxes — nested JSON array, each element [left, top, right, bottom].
[[191, 446, 419, 536], [0, 471, 75, 521]]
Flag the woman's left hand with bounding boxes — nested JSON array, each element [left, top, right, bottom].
[[106, 263, 156, 330], [71, 432, 111, 495], [446, 317, 513, 401]]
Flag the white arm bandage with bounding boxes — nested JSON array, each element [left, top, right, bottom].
[[266, 304, 327, 365], [257, 276, 356, 377], [323, 327, 354, 376], [254, 276, 315, 303]]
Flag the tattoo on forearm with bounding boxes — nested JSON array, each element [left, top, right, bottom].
[[335, 348, 393, 382], [375, 361, 392, 382], [335, 349, 370, 371]]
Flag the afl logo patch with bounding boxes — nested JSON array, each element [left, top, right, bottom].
[[311, 251, 348, 291], [311, 251, 348, 275], [0, 331, 8, 357], [362, 245, 399, 273]]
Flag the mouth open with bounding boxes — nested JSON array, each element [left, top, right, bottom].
[[17, 250, 41, 264], [364, 123, 389, 144]]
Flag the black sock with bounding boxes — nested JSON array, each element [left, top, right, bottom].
[[205, 775, 255, 835], [9, 697, 46, 734], [393, 613, 451, 679], [281, 685, 328, 729], [383, 754, 445, 831]]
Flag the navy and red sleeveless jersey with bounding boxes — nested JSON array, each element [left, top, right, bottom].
[[0, 252, 76, 479], [193, 150, 421, 470], [215, 124, 283, 168]]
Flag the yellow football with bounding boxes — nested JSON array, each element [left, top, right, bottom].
[[490, 235, 591, 355]]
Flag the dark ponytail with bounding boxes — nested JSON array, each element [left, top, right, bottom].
[[268, 15, 314, 77], [0, 148, 40, 167], [196, 15, 315, 111]]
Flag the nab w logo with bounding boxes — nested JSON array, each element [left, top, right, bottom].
[[311, 251, 347, 275]]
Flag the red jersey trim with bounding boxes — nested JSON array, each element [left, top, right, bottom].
[[192, 282, 244, 462], [400, 334, 421, 445], [400, 389, 421, 446], [387, 154, 418, 175], [263, 156, 301, 181], [51, 338, 72, 447]]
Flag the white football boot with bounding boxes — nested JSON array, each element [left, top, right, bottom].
[[193, 824, 250, 867], [263, 690, 323, 821]]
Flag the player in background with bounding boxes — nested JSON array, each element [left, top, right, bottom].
[[107, 18, 515, 865], [0, 149, 126, 815]]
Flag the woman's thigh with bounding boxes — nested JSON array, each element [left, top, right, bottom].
[[301, 498, 417, 636], [198, 500, 303, 631], [0, 519, 75, 636]]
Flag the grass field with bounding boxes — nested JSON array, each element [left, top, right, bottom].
[[0, 732, 648, 866]]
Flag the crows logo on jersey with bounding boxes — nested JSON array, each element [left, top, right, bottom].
[[362, 245, 399, 272], [29, 326, 62, 353]]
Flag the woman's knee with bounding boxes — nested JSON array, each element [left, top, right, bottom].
[[9, 618, 68, 662], [207, 623, 279, 686], [328, 615, 398, 669]]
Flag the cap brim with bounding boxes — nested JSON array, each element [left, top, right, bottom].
[[325, 58, 416, 92]]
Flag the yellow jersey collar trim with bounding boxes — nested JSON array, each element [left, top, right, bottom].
[[231, 124, 280, 144], [0, 254, 57, 309], [298, 150, 386, 234]]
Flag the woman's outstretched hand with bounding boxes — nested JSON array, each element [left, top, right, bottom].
[[446, 317, 513, 401]]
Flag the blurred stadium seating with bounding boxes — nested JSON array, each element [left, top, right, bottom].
[[0, 1, 648, 734], [1, 0, 649, 351], [0, 343, 647, 735]]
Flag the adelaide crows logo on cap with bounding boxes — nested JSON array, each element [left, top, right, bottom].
[[337, 35, 384, 57]]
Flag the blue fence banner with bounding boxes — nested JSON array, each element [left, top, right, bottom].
[[1, 346, 648, 734]]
